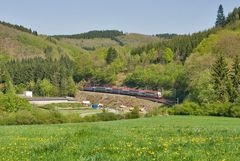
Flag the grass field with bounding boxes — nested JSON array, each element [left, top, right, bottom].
[[0, 116, 240, 161]]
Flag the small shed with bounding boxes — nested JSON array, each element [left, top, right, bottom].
[[23, 91, 33, 97], [82, 101, 91, 106]]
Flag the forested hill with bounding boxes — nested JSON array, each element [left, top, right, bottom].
[[0, 20, 38, 36], [53, 30, 124, 39]]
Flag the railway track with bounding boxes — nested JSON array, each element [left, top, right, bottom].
[[81, 90, 176, 105], [135, 96, 177, 105]]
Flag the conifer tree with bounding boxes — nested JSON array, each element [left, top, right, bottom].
[[211, 55, 229, 102], [230, 56, 240, 101], [215, 4, 226, 27], [106, 47, 118, 64]]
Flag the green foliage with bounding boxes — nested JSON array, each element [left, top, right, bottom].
[[230, 56, 240, 101], [194, 34, 219, 54], [215, 4, 226, 27], [125, 107, 140, 119], [187, 70, 216, 104], [211, 55, 230, 102], [156, 33, 178, 39], [168, 101, 205, 115], [73, 50, 116, 85], [59, 77, 76, 97], [163, 48, 173, 63], [0, 64, 15, 94], [38, 79, 58, 97], [124, 63, 185, 99], [15, 83, 27, 94], [225, 7, 240, 26], [0, 94, 32, 112], [168, 101, 240, 118], [54, 30, 124, 39], [185, 29, 240, 104], [145, 107, 168, 117], [0, 51, 10, 64], [95, 112, 124, 121], [0, 109, 67, 125], [6, 57, 76, 97], [131, 29, 214, 62], [106, 47, 118, 64]]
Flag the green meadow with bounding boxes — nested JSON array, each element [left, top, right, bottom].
[[1, 116, 240, 161]]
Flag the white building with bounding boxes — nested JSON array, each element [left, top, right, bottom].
[[23, 91, 33, 97]]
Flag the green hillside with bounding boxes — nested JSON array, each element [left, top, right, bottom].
[[1, 116, 240, 161], [184, 22, 240, 104], [0, 23, 86, 60]]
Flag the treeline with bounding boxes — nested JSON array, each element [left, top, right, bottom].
[[0, 20, 38, 36], [4, 57, 76, 97], [215, 5, 240, 27], [156, 33, 178, 39], [131, 29, 216, 62], [225, 6, 240, 25], [54, 30, 124, 39]]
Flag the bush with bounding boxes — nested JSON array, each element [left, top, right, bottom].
[[0, 108, 67, 125], [0, 94, 32, 112], [167, 101, 240, 118], [125, 107, 140, 119], [169, 101, 205, 115], [204, 102, 232, 117], [66, 113, 85, 123], [145, 107, 168, 117], [96, 112, 123, 121], [229, 105, 240, 118]]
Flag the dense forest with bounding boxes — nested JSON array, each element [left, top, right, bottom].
[[1, 57, 76, 97], [53, 30, 124, 39], [156, 33, 178, 39]]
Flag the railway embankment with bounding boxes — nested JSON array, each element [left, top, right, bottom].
[[76, 91, 163, 110]]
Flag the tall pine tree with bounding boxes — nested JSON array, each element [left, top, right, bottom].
[[106, 47, 118, 64], [211, 55, 230, 102], [215, 4, 225, 27], [230, 56, 240, 101]]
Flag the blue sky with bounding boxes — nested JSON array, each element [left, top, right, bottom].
[[0, 0, 239, 35]]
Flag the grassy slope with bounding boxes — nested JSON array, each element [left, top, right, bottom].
[[60, 37, 119, 49], [0, 24, 85, 60], [0, 116, 240, 161], [0, 24, 160, 61], [118, 33, 161, 48], [58, 33, 161, 50]]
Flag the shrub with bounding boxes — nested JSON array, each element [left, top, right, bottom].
[[229, 105, 240, 118], [96, 112, 123, 121], [66, 114, 85, 123], [168, 101, 204, 115], [145, 107, 168, 117], [0, 108, 67, 125], [203, 102, 232, 117], [167, 101, 240, 118], [0, 94, 32, 112], [125, 107, 140, 119]]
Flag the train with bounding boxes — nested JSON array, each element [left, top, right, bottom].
[[83, 86, 162, 99]]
